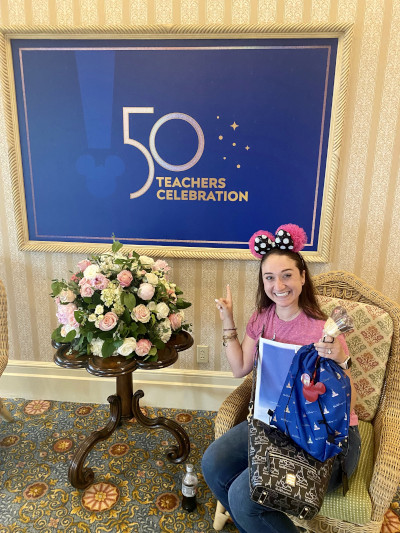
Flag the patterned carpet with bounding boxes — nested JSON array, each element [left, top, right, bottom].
[[0, 398, 399, 533], [0, 397, 237, 533]]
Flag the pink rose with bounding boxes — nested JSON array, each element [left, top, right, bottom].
[[137, 283, 155, 301], [70, 274, 79, 282], [168, 313, 183, 331], [90, 273, 109, 290], [117, 270, 133, 288], [77, 259, 92, 272], [167, 289, 177, 303], [131, 304, 151, 323], [98, 312, 118, 331], [80, 283, 94, 298], [153, 259, 171, 273], [135, 338, 152, 357], [59, 289, 76, 303]]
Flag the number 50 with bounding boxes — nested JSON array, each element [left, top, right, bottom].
[[123, 107, 205, 199]]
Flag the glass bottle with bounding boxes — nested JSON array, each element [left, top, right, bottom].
[[181, 463, 198, 512]]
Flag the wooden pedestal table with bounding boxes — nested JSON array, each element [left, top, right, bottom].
[[53, 332, 194, 489]]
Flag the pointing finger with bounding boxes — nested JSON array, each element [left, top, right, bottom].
[[226, 284, 232, 302]]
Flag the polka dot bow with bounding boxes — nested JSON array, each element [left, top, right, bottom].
[[248, 224, 307, 259]]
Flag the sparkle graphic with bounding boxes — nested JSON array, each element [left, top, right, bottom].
[[216, 116, 249, 169]]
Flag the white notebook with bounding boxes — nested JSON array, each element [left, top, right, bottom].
[[253, 337, 301, 425]]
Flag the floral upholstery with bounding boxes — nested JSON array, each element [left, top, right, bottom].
[[317, 295, 393, 422]]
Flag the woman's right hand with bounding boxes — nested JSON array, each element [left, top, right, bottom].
[[215, 284, 234, 325]]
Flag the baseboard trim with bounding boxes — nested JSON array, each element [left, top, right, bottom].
[[1, 361, 243, 411]]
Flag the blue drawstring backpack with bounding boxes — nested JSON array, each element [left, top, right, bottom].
[[271, 343, 351, 462]]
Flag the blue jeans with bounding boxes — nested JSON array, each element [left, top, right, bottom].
[[202, 421, 361, 533]]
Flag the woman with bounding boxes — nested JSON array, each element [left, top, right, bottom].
[[202, 224, 361, 533]]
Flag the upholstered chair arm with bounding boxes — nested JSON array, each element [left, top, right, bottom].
[[214, 373, 253, 439], [370, 407, 400, 521]]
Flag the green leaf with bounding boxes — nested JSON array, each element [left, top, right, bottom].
[[176, 298, 191, 310], [144, 354, 158, 363], [51, 281, 64, 296], [64, 329, 77, 343], [87, 331, 94, 343], [74, 310, 85, 324], [102, 339, 116, 358], [112, 240, 123, 253], [51, 325, 64, 342], [137, 323, 147, 335], [83, 297, 92, 304], [123, 308, 132, 324], [122, 292, 136, 311], [148, 346, 157, 356], [154, 340, 165, 350]]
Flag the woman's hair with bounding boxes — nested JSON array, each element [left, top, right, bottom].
[[255, 249, 327, 320]]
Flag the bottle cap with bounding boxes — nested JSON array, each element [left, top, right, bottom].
[[186, 464, 194, 472]]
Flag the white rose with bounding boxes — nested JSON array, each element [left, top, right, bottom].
[[156, 302, 170, 320], [61, 323, 78, 337], [139, 255, 155, 267], [59, 289, 76, 303], [147, 301, 157, 311], [90, 338, 104, 356], [156, 319, 172, 343], [95, 305, 104, 315], [88, 314, 97, 322], [117, 337, 137, 356], [83, 264, 100, 279], [145, 273, 159, 286]]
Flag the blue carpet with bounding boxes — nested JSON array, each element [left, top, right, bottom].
[[0, 398, 236, 532]]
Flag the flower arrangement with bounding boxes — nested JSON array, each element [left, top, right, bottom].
[[51, 240, 191, 361]]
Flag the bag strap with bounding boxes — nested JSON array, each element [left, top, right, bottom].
[[248, 328, 264, 420]]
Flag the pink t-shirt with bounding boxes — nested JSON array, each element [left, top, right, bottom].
[[246, 305, 357, 425]]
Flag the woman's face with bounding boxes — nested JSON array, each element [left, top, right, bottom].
[[261, 254, 305, 311]]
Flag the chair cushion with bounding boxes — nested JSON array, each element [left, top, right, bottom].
[[317, 295, 393, 421], [319, 420, 373, 524]]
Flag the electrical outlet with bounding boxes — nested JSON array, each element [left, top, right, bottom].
[[197, 345, 209, 363]]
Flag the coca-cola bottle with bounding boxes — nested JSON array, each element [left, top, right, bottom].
[[181, 463, 198, 512]]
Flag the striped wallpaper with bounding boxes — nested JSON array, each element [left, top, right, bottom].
[[0, 0, 399, 372]]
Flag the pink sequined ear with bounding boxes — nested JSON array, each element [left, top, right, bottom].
[[275, 224, 307, 252], [248, 230, 275, 258]]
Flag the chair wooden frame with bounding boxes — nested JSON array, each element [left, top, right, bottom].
[[212, 271, 400, 533]]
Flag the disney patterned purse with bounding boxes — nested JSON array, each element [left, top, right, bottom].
[[248, 337, 334, 519], [248, 415, 334, 519]]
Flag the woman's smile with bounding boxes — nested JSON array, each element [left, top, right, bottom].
[[261, 254, 305, 316]]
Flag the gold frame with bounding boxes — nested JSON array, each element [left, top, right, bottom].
[[0, 23, 353, 260]]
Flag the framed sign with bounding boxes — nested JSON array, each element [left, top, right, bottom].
[[0, 24, 353, 260]]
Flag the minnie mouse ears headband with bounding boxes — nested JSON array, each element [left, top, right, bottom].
[[249, 223, 307, 259]]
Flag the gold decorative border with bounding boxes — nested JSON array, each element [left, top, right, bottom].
[[0, 23, 353, 260]]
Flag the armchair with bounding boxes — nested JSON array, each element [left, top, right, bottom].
[[212, 271, 400, 533]]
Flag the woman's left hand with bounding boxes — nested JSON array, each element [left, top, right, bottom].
[[314, 335, 347, 365]]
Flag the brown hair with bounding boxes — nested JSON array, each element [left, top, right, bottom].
[[255, 249, 326, 320]]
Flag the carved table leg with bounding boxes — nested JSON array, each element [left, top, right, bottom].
[[132, 390, 190, 463], [69, 394, 121, 489]]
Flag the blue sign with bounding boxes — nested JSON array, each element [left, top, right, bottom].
[[11, 37, 338, 253]]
